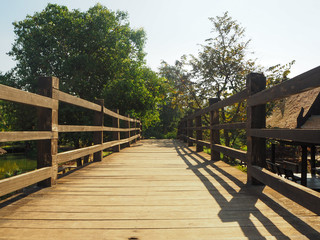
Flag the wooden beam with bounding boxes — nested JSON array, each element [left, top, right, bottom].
[[210, 98, 220, 161], [189, 90, 249, 119], [0, 84, 54, 109], [0, 131, 53, 142], [247, 65, 320, 106], [211, 122, 246, 130], [212, 144, 247, 162], [112, 109, 120, 152], [54, 89, 101, 112], [93, 99, 104, 162], [37, 76, 59, 187], [0, 167, 52, 197], [58, 125, 103, 132], [246, 73, 266, 185], [247, 129, 320, 144], [103, 107, 137, 122], [251, 166, 320, 215], [195, 110, 203, 152]]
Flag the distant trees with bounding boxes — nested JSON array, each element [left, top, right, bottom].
[[157, 12, 294, 144]]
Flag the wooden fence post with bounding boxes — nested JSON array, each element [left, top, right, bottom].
[[210, 98, 220, 161], [37, 76, 59, 187], [195, 110, 203, 152], [113, 109, 120, 152], [246, 73, 266, 185], [93, 99, 104, 162], [301, 145, 308, 186], [139, 119, 142, 140], [125, 115, 131, 147], [187, 117, 193, 146]]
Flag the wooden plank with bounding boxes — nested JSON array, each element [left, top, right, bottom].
[[188, 138, 210, 148], [103, 127, 140, 132], [0, 84, 54, 109], [248, 66, 320, 106], [103, 107, 138, 122], [189, 90, 248, 119], [58, 125, 103, 132], [0, 131, 53, 142], [212, 122, 246, 130], [0, 167, 52, 197], [251, 166, 320, 215], [0, 139, 319, 240], [54, 89, 101, 112], [247, 129, 320, 144], [212, 143, 247, 162], [57, 135, 140, 164], [188, 126, 210, 131], [246, 73, 266, 184]]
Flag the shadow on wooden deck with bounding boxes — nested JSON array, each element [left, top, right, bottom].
[[174, 140, 320, 239]]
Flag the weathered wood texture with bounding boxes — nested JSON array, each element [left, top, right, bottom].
[[0, 77, 141, 193], [0, 140, 319, 240], [0, 83, 54, 109], [0, 167, 52, 196], [37, 77, 59, 186], [0, 132, 54, 142], [247, 65, 320, 106], [246, 73, 266, 184]]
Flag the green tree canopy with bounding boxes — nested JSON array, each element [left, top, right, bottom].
[[2, 3, 167, 132]]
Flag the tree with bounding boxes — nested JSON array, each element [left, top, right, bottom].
[[2, 3, 167, 141]]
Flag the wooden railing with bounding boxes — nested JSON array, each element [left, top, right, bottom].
[[178, 67, 320, 214], [0, 76, 141, 197]]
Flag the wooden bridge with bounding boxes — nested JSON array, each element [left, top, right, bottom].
[[0, 139, 319, 239], [1, 68, 320, 239]]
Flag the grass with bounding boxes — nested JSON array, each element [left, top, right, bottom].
[[0, 153, 37, 179]]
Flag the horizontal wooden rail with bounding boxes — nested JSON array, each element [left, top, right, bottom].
[[212, 122, 246, 130], [212, 144, 247, 162], [186, 137, 247, 162], [0, 167, 52, 197], [0, 84, 54, 109], [188, 90, 248, 119], [0, 131, 54, 142], [251, 166, 320, 215], [247, 129, 320, 144], [57, 134, 140, 164], [188, 137, 210, 147], [58, 125, 141, 132], [103, 107, 138, 122], [54, 89, 101, 112], [247, 66, 320, 106], [188, 126, 211, 131]]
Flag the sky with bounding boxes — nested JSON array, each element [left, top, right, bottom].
[[0, 0, 319, 77]]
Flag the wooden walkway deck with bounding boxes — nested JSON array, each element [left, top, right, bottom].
[[0, 139, 319, 239]]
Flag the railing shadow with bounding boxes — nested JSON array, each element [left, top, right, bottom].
[[173, 139, 320, 239]]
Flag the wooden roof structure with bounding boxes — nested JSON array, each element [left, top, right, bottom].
[[266, 87, 320, 129]]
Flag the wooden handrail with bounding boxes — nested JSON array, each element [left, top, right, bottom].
[[177, 67, 320, 214], [0, 76, 142, 197]]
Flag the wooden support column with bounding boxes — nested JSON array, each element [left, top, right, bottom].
[[246, 73, 266, 185], [183, 119, 187, 143], [93, 99, 104, 161], [271, 143, 276, 164], [301, 145, 308, 186], [187, 118, 193, 146], [311, 145, 316, 176], [37, 76, 59, 187], [139, 120, 142, 140], [210, 98, 220, 161], [195, 110, 203, 152], [133, 119, 137, 143], [113, 109, 120, 152], [125, 115, 131, 147]]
